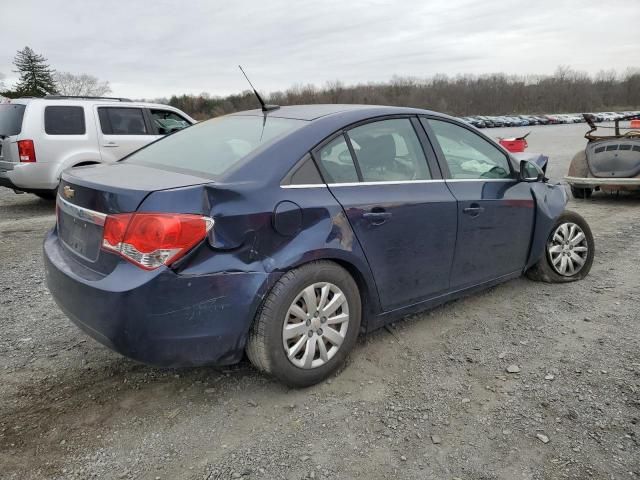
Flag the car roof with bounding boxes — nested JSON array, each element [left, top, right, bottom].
[[231, 104, 445, 122], [7, 97, 180, 110]]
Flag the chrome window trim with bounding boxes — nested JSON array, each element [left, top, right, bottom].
[[329, 179, 444, 187], [57, 195, 107, 226], [446, 178, 516, 182], [280, 184, 327, 189], [280, 178, 517, 189]]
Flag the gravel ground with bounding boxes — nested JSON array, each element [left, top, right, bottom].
[[1, 123, 638, 480]]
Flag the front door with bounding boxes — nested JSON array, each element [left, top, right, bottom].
[[95, 106, 157, 163], [314, 117, 458, 312], [422, 117, 535, 289]]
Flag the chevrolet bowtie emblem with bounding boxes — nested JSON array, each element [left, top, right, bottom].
[[63, 186, 75, 199]]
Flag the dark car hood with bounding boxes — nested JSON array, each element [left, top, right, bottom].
[[60, 163, 213, 214]]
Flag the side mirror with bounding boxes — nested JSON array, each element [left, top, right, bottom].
[[519, 159, 545, 182]]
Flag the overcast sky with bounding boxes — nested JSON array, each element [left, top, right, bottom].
[[2, 0, 639, 99]]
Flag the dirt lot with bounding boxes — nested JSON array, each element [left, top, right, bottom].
[[1, 123, 638, 480]]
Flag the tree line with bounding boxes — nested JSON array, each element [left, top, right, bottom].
[[2, 46, 638, 118], [165, 67, 640, 120], [1, 46, 111, 98]]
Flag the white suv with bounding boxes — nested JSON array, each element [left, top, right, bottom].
[[0, 96, 196, 199]]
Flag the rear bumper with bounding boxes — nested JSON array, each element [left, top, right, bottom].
[[0, 161, 58, 191], [44, 229, 279, 367], [565, 176, 640, 188]]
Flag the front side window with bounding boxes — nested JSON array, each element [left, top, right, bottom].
[[347, 118, 431, 182], [125, 115, 305, 177], [316, 135, 359, 183], [426, 119, 512, 179], [98, 107, 148, 135], [150, 109, 191, 135], [44, 106, 86, 135]]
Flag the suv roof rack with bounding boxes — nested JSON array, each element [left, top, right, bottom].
[[44, 95, 133, 102]]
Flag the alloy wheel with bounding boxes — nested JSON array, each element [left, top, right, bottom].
[[282, 282, 350, 369], [547, 222, 589, 276]]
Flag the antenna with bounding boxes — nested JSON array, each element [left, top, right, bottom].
[[238, 65, 279, 112]]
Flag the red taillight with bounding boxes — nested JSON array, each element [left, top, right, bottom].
[[18, 140, 36, 162], [102, 213, 214, 270]]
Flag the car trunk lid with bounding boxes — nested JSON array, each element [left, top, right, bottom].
[[57, 163, 213, 270]]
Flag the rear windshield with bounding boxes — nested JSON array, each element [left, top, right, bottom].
[[124, 115, 305, 176], [0, 104, 26, 137]]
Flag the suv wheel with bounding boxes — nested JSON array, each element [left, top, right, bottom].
[[246, 261, 361, 387]]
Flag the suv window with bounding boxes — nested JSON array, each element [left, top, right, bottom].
[[0, 104, 26, 137], [426, 119, 512, 179], [347, 119, 431, 182], [44, 106, 86, 135], [150, 109, 191, 135], [316, 135, 359, 183], [98, 107, 148, 135]]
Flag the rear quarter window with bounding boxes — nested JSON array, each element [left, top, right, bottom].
[[0, 104, 27, 137], [44, 106, 86, 135]]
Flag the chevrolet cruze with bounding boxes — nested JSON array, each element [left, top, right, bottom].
[[44, 104, 594, 387]]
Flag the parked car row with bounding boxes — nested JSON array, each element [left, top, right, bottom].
[[460, 111, 640, 128]]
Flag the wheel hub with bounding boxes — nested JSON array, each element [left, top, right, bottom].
[[282, 282, 350, 369], [547, 221, 589, 277]]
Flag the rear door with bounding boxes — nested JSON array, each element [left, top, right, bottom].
[[314, 117, 458, 312], [421, 117, 535, 289], [95, 106, 156, 162]]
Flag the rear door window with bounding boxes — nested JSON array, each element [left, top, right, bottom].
[[150, 109, 191, 135], [0, 104, 26, 137], [98, 107, 148, 135], [44, 106, 86, 135], [347, 118, 431, 182]]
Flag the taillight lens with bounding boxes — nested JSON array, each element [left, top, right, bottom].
[[102, 213, 214, 270], [18, 140, 36, 162]]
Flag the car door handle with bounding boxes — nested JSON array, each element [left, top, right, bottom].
[[463, 204, 485, 216], [103, 142, 119, 147], [363, 210, 392, 225]]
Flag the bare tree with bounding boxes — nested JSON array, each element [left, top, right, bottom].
[[54, 72, 111, 96]]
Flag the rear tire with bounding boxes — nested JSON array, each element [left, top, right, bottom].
[[526, 210, 594, 283], [246, 261, 361, 387], [570, 185, 592, 199]]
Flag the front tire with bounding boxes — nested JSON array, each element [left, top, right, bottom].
[[246, 261, 361, 387], [526, 210, 594, 283]]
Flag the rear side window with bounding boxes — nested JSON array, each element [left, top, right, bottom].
[[150, 109, 191, 135], [44, 106, 86, 135], [347, 119, 431, 182], [98, 107, 148, 135], [0, 104, 26, 137]]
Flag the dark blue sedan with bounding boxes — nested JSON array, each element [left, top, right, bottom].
[[44, 104, 594, 387]]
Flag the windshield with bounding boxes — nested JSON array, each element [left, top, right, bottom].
[[0, 104, 26, 137], [125, 115, 306, 177]]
